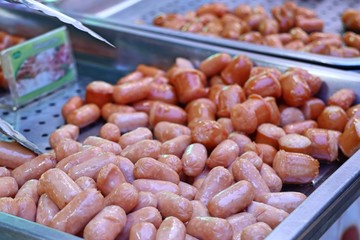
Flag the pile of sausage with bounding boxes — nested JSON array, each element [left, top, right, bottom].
[[1, 53, 360, 240], [153, 2, 360, 58]]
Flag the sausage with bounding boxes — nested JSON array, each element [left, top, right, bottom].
[[239, 31, 264, 44], [341, 46, 360, 57], [0, 167, 11, 177], [67, 152, 118, 180], [259, 18, 279, 35], [117, 207, 162, 240], [134, 157, 180, 184], [191, 200, 210, 219], [343, 32, 360, 51], [259, 163, 282, 193], [302, 98, 326, 119], [279, 70, 311, 107], [97, 163, 126, 196], [85, 81, 114, 108], [244, 72, 282, 98], [196, 3, 229, 17], [49, 124, 79, 148], [108, 112, 149, 133], [156, 191, 193, 222], [342, 9, 360, 32], [289, 65, 323, 97], [83, 205, 127, 240], [304, 128, 340, 162], [233, 4, 251, 19], [272, 6, 294, 32], [83, 136, 122, 155], [208, 84, 225, 106], [339, 120, 360, 157], [121, 140, 161, 163], [283, 120, 318, 135], [118, 127, 153, 149], [49, 188, 104, 235], [317, 106, 348, 132], [149, 101, 187, 127], [132, 179, 180, 195], [227, 212, 257, 238], [15, 179, 39, 204], [53, 138, 82, 162], [199, 53, 232, 77], [257, 192, 306, 213], [160, 135, 191, 158], [206, 139, 239, 168], [186, 217, 233, 240], [137, 64, 165, 77], [264, 34, 284, 48], [117, 71, 143, 84], [273, 150, 319, 184], [239, 151, 263, 170], [36, 194, 60, 226], [182, 143, 207, 177], [247, 201, 289, 228], [0, 197, 19, 216], [232, 158, 270, 200], [154, 121, 191, 142], [113, 77, 152, 104], [346, 104, 360, 118], [0, 141, 37, 169], [133, 191, 158, 211], [290, 27, 309, 43], [195, 166, 233, 206], [99, 123, 121, 142], [133, 100, 159, 114], [66, 104, 100, 128], [56, 146, 103, 172], [264, 96, 281, 125], [217, 118, 234, 135], [227, 133, 252, 156], [208, 180, 254, 218], [240, 222, 272, 240], [38, 168, 81, 209], [179, 181, 197, 200], [217, 85, 246, 117], [190, 120, 228, 150], [295, 17, 324, 33], [75, 176, 96, 190], [104, 182, 138, 213], [280, 106, 305, 126], [61, 96, 83, 118], [278, 134, 311, 154], [221, 55, 253, 86], [129, 222, 157, 240], [157, 154, 182, 174], [117, 156, 135, 183], [14, 196, 36, 221], [328, 88, 356, 111], [0, 177, 18, 197], [101, 103, 135, 121], [156, 216, 186, 240], [255, 123, 286, 149], [186, 98, 216, 123], [12, 153, 57, 187], [148, 83, 177, 104]]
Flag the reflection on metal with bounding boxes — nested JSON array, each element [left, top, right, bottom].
[[95, 0, 142, 18]]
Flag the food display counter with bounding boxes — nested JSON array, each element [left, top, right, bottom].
[[0, 2, 360, 240]]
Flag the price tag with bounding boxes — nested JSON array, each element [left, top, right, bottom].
[[0, 26, 77, 109]]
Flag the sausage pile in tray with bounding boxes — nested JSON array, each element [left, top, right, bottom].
[[153, 2, 360, 58], [1, 52, 360, 240]]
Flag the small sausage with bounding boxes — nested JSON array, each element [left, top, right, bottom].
[[186, 98, 216, 123], [279, 134, 311, 154], [36, 194, 60, 226], [49, 188, 104, 235], [304, 128, 340, 162], [83, 205, 127, 240], [240, 222, 272, 240], [208, 180, 254, 218], [97, 163, 126, 196], [247, 201, 289, 228], [0, 141, 37, 169], [328, 88, 356, 111], [75, 176, 96, 190], [133, 179, 180, 195], [217, 85, 246, 117], [54, 138, 82, 162], [233, 4, 251, 19], [272, 6, 294, 32], [317, 106, 348, 132], [343, 32, 360, 51], [38, 168, 81, 209], [226, 212, 257, 238], [186, 217, 233, 240], [199, 53, 232, 77], [121, 140, 161, 163], [12, 153, 57, 187], [117, 156, 135, 183], [279, 71, 311, 107], [342, 9, 360, 32], [255, 123, 286, 149], [133, 191, 158, 211], [257, 192, 306, 213], [137, 64, 165, 77], [273, 150, 319, 184], [259, 18, 279, 35], [264, 96, 281, 125], [15, 179, 39, 204], [192, 167, 210, 189], [99, 123, 121, 142], [217, 118, 234, 135], [156, 216, 186, 240], [0, 167, 11, 177], [260, 163, 283, 192], [134, 157, 180, 184], [228, 133, 252, 156], [239, 151, 263, 170], [85, 81, 114, 108], [49, 124, 79, 148], [101, 103, 135, 121], [339, 120, 360, 157], [280, 106, 305, 126], [160, 135, 192, 158], [104, 182, 139, 213], [157, 154, 182, 174], [295, 17, 324, 33], [157, 191, 193, 222], [108, 112, 149, 133], [190, 120, 228, 150], [129, 222, 157, 240], [113, 77, 152, 104], [66, 104, 100, 128], [0, 197, 19, 216], [61, 96, 83, 118], [149, 101, 187, 127], [182, 143, 207, 177], [341, 46, 360, 57], [264, 34, 284, 48], [195, 166, 233, 206], [283, 120, 318, 135], [290, 27, 309, 43], [207, 139, 239, 168], [284, 40, 304, 50], [117, 71, 143, 84], [191, 200, 210, 219], [14, 196, 36, 221], [148, 83, 177, 104], [346, 104, 360, 118], [256, 143, 277, 166], [179, 181, 197, 200], [117, 207, 162, 240], [154, 121, 191, 142], [83, 136, 122, 155], [196, 3, 229, 17], [221, 55, 253, 86], [244, 72, 282, 98], [0, 177, 18, 197], [118, 127, 153, 149]]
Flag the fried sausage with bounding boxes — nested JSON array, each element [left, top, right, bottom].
[[240, 222, 272, 240], [278, 134, 311, 154], [199, 53, 232, 77], [221, 55, 253, 86], [247, 201, 289, 228], [113, 77, 152, 104], [317, 106, 348, 132], [101, 103, 135, 121], [154, 122, 191, 142], [85, 81, 114, 108], [157, 154, 182, 174], [206, 139, 239, 168], [15, 179, 39, 204], [190, 120, 228, 150], [75, 176, 96, 190], [149, 101, 187, 127]]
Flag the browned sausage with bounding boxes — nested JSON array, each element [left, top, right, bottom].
[[149, 101, 187, 127], [317, 106, 348, 132], [221, 55, 253, 86], [0, 141, 37, 169], [255, 123, 286, 149], [53, 138, 82, 163], [66, 104, 100, 128], [257, 143, 277, 166], [244, 72, 282, 98], [156, 216, 186, 240], [121, 140, 161, 163], [154, 121, 191, 142], [160, 135, 192, 158], [343, 32, 360, 51], [283, 120, 318, 135], [108, 112, 149, 133], [217, 85, 246, 117], [199, 53, 232, 77], [157, 191, 193, 222], [187, 217, 233, 240], [61, 96, 83, 118], [157, 154, 182, 174], [113, 77, 152, 104], [295, 16, 324, 33], [278, 134, 311, 154], [137, 64, 165, 77], [339, 120, 360, 157], [97, 163, 126, 196], [85, 81, 114, 108], [186, 98, 216, 123], [148, 83, 177, 104], [206, 139, 239, 168], [190, 120, 228, 150], [279, 70, 311, 107], [182, 143, 207, 177], [101, 103, 135, 121], [49, 124, 79, 148], [36, 194, 59, 226], [327, 88, 356, 110], [280, 106, 305, 126], [117, 71, 143, 84]]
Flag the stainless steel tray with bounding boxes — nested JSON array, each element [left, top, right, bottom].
[[103, 0, 360, 69], [0, 4, 360, 240]]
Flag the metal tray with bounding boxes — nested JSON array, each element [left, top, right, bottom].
[[0, 4, 360, 240], [103, 0, 360, 69]]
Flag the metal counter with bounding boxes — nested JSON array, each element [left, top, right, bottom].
[[0, 4, 360, 240]]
